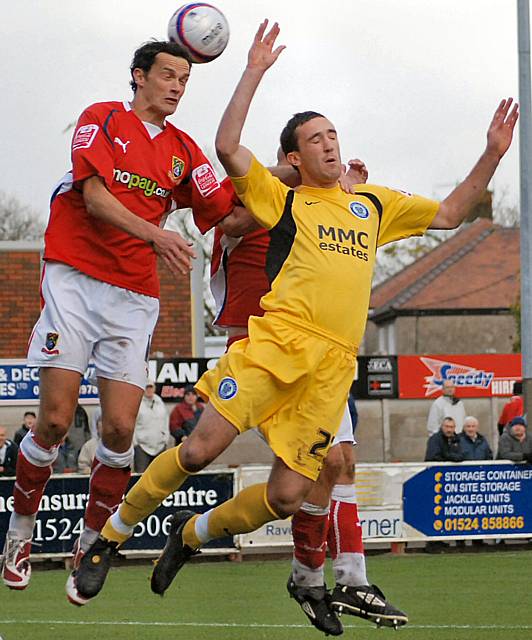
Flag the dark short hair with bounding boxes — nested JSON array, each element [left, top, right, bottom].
[[24, 411, 36, 418], [184, 384, 197, 395], [280, 111, 324, 155], [130, 41, 192, 93]]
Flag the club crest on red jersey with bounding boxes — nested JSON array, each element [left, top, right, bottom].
[[42, 332, 60, 355], [172, 156, 185, 180]]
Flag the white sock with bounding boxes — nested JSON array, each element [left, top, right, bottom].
[[195, 509, 213, 544], [334, 552, 369, 586], [109, 510, 135, 537], [79, 527, 99, 552], [8, 513, 36, 540], [291, 557, 325, 588]]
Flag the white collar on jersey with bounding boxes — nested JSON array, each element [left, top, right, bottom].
[[123, 100, 164, 139]]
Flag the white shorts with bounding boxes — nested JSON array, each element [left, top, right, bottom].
[[332, 403, 356, 446], [27, 262, 159, 389]]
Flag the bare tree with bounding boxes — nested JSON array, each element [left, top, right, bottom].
[[0, 190, 45, 240]]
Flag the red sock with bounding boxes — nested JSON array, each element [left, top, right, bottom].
[[327, 499, 365, 557], [292, 508, 329, 570], [13, 448, 53, 516], [84, 460, 131, 532]]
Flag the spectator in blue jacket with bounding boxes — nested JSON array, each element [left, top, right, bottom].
[[459, 416, 493, 461]]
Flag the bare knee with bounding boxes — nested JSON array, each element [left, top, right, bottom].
[[101, 416, 135, 451], [267, 484, 306, 519], [36, 410, 73, 445], [178, 438, 213, 473], [323, 445, 345, 478]]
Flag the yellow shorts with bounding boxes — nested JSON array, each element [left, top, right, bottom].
[[195, 313, 357, 481]]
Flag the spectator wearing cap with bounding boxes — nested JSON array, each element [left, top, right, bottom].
[[169, 385, 204, 445], [497, 382, 524, 435], [13, 411, 36, 446], [0, 426, 18, 477], [497, 417, 532, 463], [459, 416, 493, 461], [133, 381, 169, 473]]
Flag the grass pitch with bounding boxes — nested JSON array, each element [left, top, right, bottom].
[[1, 551, 531, 640]]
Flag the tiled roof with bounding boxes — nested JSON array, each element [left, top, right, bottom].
[[370, 219, 520, 319]]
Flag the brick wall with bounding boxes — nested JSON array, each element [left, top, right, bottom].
[[152, 259, 192, 357], [0, 248, 41, 358], [0, 245, 192, 359]]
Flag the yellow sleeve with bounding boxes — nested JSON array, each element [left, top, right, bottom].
[[372, 186, 440, 247], [230, 155, 290, 230]]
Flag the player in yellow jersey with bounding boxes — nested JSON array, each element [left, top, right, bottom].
[[75, 20, 518, 625]]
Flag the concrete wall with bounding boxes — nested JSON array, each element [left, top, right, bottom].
[[364, 312, 517, 355]]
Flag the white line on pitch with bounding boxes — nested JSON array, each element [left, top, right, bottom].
[[0, 620, 531, 630]]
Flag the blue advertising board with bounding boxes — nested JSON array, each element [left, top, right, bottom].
[[0, 361, 98, 404], [0, 471, 235, 554], [403, 463, 532, 537]]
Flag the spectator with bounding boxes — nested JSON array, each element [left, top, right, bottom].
[[169, 385, 204, 445], [53, 440, 77, 474], [425, 417, 465, 462], [133, 382, 169, 473], [497, 382, 523, 435], [497, 417, 532, 462], [67, 404, 92, 464], [459, 416, 493, 461], [0, 427, 18, 477], [78, 416, 102, 474], [427, 379, 466, 435], [13, 411, 36, 446]]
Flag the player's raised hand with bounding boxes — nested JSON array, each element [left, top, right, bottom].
[[247, 19, 285, 71], [486, 98, 519, 159], [151, 228, 196, 277], [339, 159, 368, 193]]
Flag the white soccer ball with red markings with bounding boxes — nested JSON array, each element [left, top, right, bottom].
[[168, 3, 230, 63]]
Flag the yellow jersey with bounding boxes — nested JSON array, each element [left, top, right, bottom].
[[231, 156, 439, 350]]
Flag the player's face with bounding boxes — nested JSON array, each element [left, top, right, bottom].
[[289, 117, 342, 187], [135, 53, 190, 119]]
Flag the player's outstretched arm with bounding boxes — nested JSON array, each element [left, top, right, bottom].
[[216, 19, 285, 177], [430, 98, 518, 229], [83, 176, 196, 276]]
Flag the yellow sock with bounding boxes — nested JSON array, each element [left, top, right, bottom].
[[182, 483, 279, 548], [119, 445, 190, 527]]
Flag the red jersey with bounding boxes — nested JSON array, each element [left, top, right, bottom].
[[498, 395, 524, 427], [45, 101, 233, 298], [210, 223, 270, 328]]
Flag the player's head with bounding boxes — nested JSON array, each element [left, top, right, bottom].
[[130, 41, 192, 117], [23, 411, 36, 428], [463, 416, 479, 439], [442, 379, 455, 397], [280, 112, 342, 186], [440, 417, 456, 437]]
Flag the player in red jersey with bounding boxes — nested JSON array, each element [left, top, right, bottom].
[[211, 154, 407, 635], [0, 41, 235, 604]]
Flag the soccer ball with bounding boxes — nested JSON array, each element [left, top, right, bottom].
[[168, 3, 230, 63]]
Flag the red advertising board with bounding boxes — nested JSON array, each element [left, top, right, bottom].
[[398, 354, 522, 399]]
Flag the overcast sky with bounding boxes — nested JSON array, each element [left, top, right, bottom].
[[1, 0, 526, 220]]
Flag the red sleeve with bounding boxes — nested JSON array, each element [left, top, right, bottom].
[[169, 405, 183, 431], [71, 104, 115, 189], [186, 148, 235, 234], [498, 403, 511, 425]]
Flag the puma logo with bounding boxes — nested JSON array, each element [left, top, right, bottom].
[[114, 137, 131, 154]]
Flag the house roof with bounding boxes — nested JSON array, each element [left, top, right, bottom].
[[370, 219, 520, 322]]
